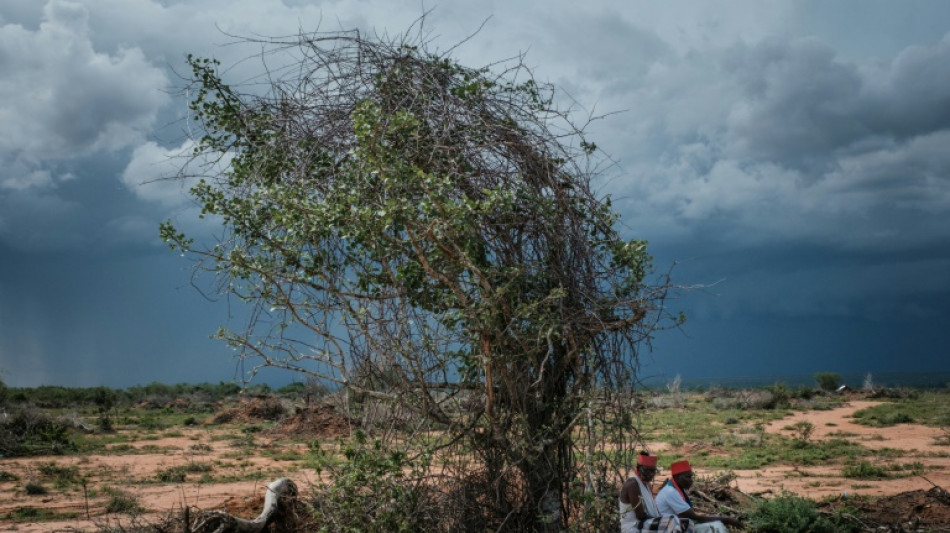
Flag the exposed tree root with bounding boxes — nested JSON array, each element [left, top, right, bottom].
[[188, 478, 299, 533]]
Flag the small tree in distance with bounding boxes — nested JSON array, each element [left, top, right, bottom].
[[814, 372, 841, 392], [162, 23, 681, 531]]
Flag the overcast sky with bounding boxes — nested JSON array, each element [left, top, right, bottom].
[[1, 0, 949, 388]]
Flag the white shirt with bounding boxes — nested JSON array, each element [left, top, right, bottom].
[[655, 482, 691, 516]]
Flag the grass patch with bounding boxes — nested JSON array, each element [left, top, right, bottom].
[[888, 461, 926, 477], [640, 403, 785, 446], [842, 460, 889, 479], [4, 506, 75, 522], [156, 462, 214, 482], [852, 392, 950, 427], [264, 448, 304, 461], [105, 491, 144, 514], [25, 481, 48, 495], [827, 430, 858, 438], [743, 493, 836, 533], [702, 436, 866, 470], [38, 462, 80, 486]]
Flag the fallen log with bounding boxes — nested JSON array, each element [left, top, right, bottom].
[[189, 478, 299, 533]]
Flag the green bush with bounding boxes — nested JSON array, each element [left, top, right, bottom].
[[788, 421, 815, 447], [10, 506, 41, 520], [842, 460, 888, 479], [747, 494, 834, 533], [0, 410, 77, 457], [882, 412, 914, 425], [105, 492, 143, 514], [308, 431, 433, 533], [813, 373, 841, 392], [156, 467, 187, 483], [763, 384, 792, 409], [39, 463, 79, 488], [25, 481, 47, 495]]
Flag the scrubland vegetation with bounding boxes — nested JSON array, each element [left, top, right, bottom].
[[1, 377, 948, 532]]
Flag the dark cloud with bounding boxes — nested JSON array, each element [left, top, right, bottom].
[[0, 1, 168, 192], [0, 246, 238, 387], [867, 36, 950, 139], [722, 37, 868, 169], [594, 30, 950, 266], [2, 0, 949, 387], [721, 34, 950, 168]]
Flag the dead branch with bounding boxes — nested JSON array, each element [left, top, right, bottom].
[[190, 478, 298, 533]]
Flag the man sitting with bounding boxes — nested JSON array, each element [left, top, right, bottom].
[[620, 452, 692, 533], [655, 460, 743, 532]]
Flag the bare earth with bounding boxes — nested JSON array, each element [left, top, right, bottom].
[[2, 399, 948, 532], [733, 400, 948, 499], [0, 427, 320, 532]]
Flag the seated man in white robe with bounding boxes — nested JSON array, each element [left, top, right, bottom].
[[619, 452, 692, 533], [655, 460, 743, 533]]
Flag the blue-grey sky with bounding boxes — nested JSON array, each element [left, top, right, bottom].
[[1, 0, 949, 388]]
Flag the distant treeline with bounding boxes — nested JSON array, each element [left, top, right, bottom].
[[644, 371, 950, 391], [0, 380, 310, 408], [3, 371, 947, 409]]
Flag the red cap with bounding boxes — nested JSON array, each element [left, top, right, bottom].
[[670, 460, 692, 476], [637, 454, 658, 467]]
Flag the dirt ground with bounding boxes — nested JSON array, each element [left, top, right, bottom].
[[746, 400, 949, 499], [0, 401, 348, 532], [2, 398, 948, 532]]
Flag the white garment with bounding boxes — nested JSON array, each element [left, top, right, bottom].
[[620, 475, 679, 533], [655, 483, 691, 516], [655, 482, 727, 533], [693, 521, 728, 533], [620, 475, 659, 526]]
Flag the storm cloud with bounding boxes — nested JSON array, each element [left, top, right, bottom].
[[1, 0, 948, 387]]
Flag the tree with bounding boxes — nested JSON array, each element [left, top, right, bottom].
[[814, 372, 841, 392], [163, 25, 680, 531]]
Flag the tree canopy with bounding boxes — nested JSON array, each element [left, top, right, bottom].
[[163, 26, 680, 532]]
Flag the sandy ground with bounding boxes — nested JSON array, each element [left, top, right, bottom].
[[0, 429, 321, 532], [727, 400, 948, 500], [2, 399, 948, 532]]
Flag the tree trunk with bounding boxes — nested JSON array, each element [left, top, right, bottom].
[[190, 478, 298, 533]]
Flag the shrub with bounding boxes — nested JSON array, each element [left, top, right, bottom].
[[38, 462, 78, 479], [746, 389, 781, 410], [105, 491, 143, 514], [156, 467, 187, 483], [842, 460, 888, 479], [813, 373, 841, 392], [788, 421, 815, 447], [25, 481, 47, 495], [853, 406, 916, 427], [0, 410, 77, 457], [882, 412, 914, 425], [39, 463, 79, 489], [10, 506, 41, 520], [308, 431, 436, 532], [156, 462, 213, 483], [746, 494, 834, 533]]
